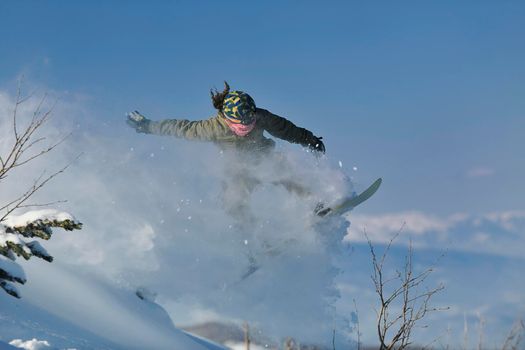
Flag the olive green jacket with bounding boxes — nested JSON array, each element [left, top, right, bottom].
[[140, 108, 318, 154]]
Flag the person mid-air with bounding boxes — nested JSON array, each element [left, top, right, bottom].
[[126, 82, 325, 220]]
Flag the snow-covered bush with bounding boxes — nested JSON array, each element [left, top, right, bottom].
[[0, 86, 81, 299], [0, 209, 82, 298]]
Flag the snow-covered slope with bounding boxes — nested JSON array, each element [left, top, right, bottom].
[[0, 262, 227, 349]]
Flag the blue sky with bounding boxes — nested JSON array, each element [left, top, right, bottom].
[[1, 1, 524, 347], [1, 0, 524, 216]]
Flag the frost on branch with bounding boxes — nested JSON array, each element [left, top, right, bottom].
[[0, 209, 82, 298]]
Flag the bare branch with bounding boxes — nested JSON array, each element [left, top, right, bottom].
[[0, 92, 58, 182], [365, 227, 447, 350], [1, 87, 81, 223], [502, 319, 525, 350], [14, 132, 71, 169], [0, 163, 71, 222], [13, 79, 22, 140], [16, 199, 68, 209]]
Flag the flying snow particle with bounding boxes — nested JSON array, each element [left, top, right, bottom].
[[353, 166, 358, 171], [338, 161, 343, 168], [187, 216, 192, 220], [150, 153, 155, 158], [244, 240, 249, 245]]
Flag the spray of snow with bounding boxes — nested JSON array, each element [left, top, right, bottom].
[[0, 87, 356, 347]]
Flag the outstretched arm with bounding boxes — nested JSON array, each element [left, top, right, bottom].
[[126, 111, 218, 142], [257, 108, 325, 153]]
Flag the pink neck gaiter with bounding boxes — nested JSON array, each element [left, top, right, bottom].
[[224, 118, 256, 137]]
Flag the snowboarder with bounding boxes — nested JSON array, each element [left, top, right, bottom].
[[126, 82, 325, 220]]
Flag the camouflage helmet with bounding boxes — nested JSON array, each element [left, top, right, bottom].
[[222, 91, 256, 125]]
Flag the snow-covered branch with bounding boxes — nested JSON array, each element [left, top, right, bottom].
[[0, 210, 82, 298]]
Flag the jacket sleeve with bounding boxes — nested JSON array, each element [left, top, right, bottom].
[[257, 108, 318, 147], [142, 118, 218, 142]]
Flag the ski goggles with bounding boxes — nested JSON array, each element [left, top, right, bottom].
[[222, 110, 256, 125]]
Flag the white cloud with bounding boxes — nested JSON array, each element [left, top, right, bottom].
[[9, 339, 51, 350], [345, 211, 458, 243], [345, 210, 525, 258]]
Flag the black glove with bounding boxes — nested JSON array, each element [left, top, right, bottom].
[[309, 136, 326, 153], [126, 110, 150, 133]]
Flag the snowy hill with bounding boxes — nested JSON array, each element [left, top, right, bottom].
[[0, 263, 227, 350], [0, 209, 227, 349]]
